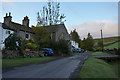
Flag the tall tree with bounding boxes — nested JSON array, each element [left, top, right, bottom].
[[81, 33, 94, 51], [37, 1, 66, 26], [70, 29, 81, 47]]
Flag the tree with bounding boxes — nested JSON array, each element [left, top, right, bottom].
[[86, 33, 94, 50], [70, 29, 81, 47], [4, 34, 20, 50], [37, 1, 66, 26], [49, 39, 70, 56], [81, 33, 94, 51], [32, 27, 51, 48], [4, 33, 24, 55]]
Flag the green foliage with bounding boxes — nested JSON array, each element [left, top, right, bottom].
[[22, 38, 38, 51], [4, 34, 19, 50], [94, 47, 102, 51], [26, 43, 37, 50], [70, 29, 81, 47], [81, 33, 94, 51], [32, 27, 50, 48], [4, 33, 24, 56], [49, 39, 70, 56], [97, 40, 102, 47], [37, 1, 66, 26]]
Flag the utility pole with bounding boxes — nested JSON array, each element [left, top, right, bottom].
[[101, 29, 104, 52]]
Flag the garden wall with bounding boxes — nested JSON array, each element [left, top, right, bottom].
[[2, 50, 44, 58]]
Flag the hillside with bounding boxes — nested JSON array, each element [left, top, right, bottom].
[[94, 36, 120, 46]]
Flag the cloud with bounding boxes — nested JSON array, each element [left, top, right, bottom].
[[68, 20, 118, 39]]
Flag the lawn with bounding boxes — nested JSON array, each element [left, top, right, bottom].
[[78, 58, 118, 78], [2, 57, 53, 68], [90, 51, 113, 56], [104, 42, 120, 49]]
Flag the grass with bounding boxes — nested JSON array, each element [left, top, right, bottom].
[[109, 59, 120, 78], [90, 51, 113, 56], [78, 58, 118, 78], [104, 42, 120, 49], [94, 36, 120, 46], [2, 57, 53, 68]]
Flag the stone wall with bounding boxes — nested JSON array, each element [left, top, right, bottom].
[[2, 50, 20, 58], [2, 50, 44, 58]]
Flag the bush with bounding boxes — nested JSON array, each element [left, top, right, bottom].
[[26, 43, 37, 50], [95, 47, 102, 51], [49, 39, 70, 56]]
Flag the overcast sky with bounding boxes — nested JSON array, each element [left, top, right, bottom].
[[0, 1, 118, 39]]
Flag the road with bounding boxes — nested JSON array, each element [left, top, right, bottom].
[[3, 52, 92, 78]]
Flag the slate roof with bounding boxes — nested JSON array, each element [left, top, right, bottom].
[[44, 24, 69, 34], [2, 22, 33, 33]]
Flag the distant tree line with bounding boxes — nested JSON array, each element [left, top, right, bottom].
[[70, 29, 95, 51]]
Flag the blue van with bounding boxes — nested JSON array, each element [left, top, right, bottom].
[[42, 48, 54, 56]]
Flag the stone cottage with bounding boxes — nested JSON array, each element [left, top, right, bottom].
[[0, 12, 35, 50], [44, 24, 70, 41], [0, 12, 78, 50], [43, 24, 79, 50]]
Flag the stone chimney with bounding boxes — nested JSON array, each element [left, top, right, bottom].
[[22, 16, 29, 27], [4, 12, 12, 26]]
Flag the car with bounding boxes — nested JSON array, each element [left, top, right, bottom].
[[81, 49, 85, 52], [42, 48, 54, 56], [72, 48, 81, 53]]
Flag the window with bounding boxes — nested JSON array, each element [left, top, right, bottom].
[[26, 34, 29, 39], [6, 30, 10, 34]]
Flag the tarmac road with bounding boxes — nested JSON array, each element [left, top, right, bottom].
[[2, 52, 92, 78]]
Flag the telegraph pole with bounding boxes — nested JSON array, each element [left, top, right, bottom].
[[101, 29, 104, 52]]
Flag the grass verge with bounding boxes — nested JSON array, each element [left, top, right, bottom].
[[109, 60, 120, 78], [90, 51, 113, 56], [2, 57, 53, 68], [78, 58, 118, 78]]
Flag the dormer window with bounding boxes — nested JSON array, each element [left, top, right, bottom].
[[6, 30, 10, 34]]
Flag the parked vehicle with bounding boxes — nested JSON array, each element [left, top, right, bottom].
[[42, 48, 54, 56], [72, 48, 81, 53], [81, 49, 85, 52]]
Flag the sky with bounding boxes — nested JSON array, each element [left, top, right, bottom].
[[0, 1, 118, 39]]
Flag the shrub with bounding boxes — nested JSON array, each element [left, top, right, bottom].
[[4, 33, 24, 56], [49, 39, 70, 56], [95, 47, 102, 51], [26, 42, 37, 51]]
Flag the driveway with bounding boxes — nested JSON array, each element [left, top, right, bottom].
[[2, 52, 92, 78]]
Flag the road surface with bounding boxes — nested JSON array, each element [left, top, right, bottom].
[[2, 52, 92, 78]]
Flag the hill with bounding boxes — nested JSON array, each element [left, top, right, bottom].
[[94, 36, 120, 46]]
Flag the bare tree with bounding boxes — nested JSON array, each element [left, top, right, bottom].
[[37, 1, 66, 27]]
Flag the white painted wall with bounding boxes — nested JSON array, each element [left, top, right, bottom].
[[0, 24, 14, 50], [70, 40, 79, 48], [0, 23, 2, 50]]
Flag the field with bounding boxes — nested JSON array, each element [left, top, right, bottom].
[[90, 51, 114, 56], [94, 36, 119, 46], [104, 42, 120, 49], [2, 57, 53, 68]]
